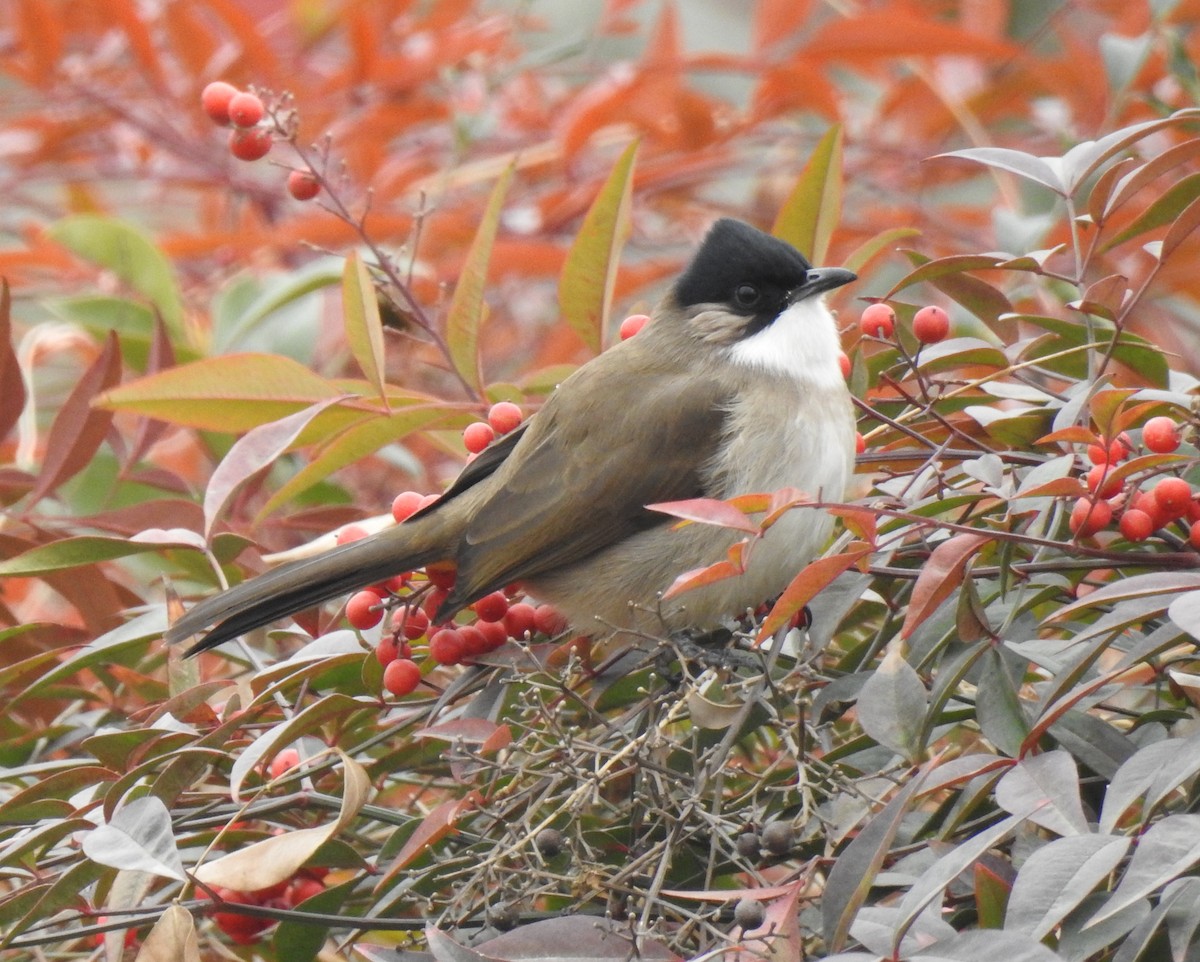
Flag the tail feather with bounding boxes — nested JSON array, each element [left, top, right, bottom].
[[168, 526, 442, 656]]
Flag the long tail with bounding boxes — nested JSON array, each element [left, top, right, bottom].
[[167, 524, 443, 656]]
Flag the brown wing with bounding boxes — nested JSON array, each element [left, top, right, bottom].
[[443, 347, 732, 609]]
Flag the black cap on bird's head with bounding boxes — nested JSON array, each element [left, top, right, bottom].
[[673, 219, 855, 336]]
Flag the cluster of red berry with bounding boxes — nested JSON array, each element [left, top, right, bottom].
[[337, 402, 569, 697], [202, 869, 328, 945], [1070, 417, 1197, 543], [859, 302, 950, 344], [846, 303, 949, 455], [200, 81, 319, 201]]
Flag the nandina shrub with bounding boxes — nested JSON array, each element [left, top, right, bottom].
[[5, 4, 1200, 962]]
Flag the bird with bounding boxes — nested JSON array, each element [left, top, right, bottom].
[[167, 218, 857, 657]]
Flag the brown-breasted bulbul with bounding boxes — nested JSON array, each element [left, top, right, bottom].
[[168, 218, 856, 656]]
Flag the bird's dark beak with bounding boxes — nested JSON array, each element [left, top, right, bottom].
[[790, 267, 856, 302]]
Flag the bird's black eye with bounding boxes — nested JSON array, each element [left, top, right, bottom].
[[734, 283, 761, 308]]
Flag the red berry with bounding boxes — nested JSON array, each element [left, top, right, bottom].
[[379, 573, 408, 595], [429, 627, 466, 665], [213, 896, 272, 944], [1120, 509, 1154, 542], [227, 91, 265, 128], [287, 170, 320, 201], [534, 603, 568, 637], [269, 748, 300, 779], [463, 421, 495, 454], [422, 586, 449, 621], [473, 591, 509, 623], [1154, 477, 1193, 517], [458, 624, 491, 656], [229, 127, 272, 161], [1133, 491, 1169, 530], [619, 313, 650, 340], [375, 633, 399, 667], [392, 605, 430, 640], [487, 401, 523, 435], [503, 602, 537, 640], [1086, 464, 1123, 498], [336, 524, 369, 545], [1069, 497, 1112, 537], [1087, 434, 1132, 465], [426, 561, 457, 590], [392, 490, 425, 523], [1143, 416, 1181, 454], [912, 305, 950, 344], [201, 81, 239, 125], [476, 619, 509, 651], [855, 432, 866, 455], [285, 877, 326, 906], [1191, 520, 1200, 550], [838, 351, 851, 379], [859, 303, 895, 338], [383, 657, 422, 696], [346, 590, 384, 630]]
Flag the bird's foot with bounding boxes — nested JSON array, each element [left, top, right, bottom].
[[666, 627, 762, 671]]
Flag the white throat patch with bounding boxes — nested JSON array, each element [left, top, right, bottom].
[[727, 298, 845, 389]]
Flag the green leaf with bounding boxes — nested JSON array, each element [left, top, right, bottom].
[[446, 163, 515, 393], [856, 646, 927, 762], [1012, 313, 1168, 386], [995, 751, 1089, 836], [934, 148, 1066, 196], [256, 404, 462, 519], [272, 877, 357, 962], [1087, 813, 1200, 928], [1005, 834, 1131, 940], [842, 226, 921, 274], [0, 534, 197, 577], [342, 252, 388, 403], [215, 258, 343, 350], [81, 796, 186, 881], [1101, 170, 1200, 252], [773, 124, 843, 263], [558, 140, 638, 353], [96, 354, 346, 432], [47, 214, 185, 338]]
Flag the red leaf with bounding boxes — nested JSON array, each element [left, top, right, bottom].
[[647, 497, 760, 533], [122, 315, 176, 473], [203, 396, 350, 539], [0, 280, 27, 444], [375, 792, 481, 888], [29, 330, 121, 504], [901, 534, 994, 641], [757, 544, 871, 642]]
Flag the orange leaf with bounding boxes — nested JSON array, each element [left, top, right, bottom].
[[662, 559, 745, 599], [805, 10, 1017, 60], [901, 534, 994, 641]]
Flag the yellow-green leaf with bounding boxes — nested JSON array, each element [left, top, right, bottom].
[[772, 125, 843, 263], [47, 215, 186, 339], [256, 404, 466, 520], [96, 354, 344, 432], [342, 252, 388, 404], [559, 140, 639, 352], [446, 164, 515, 394]]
